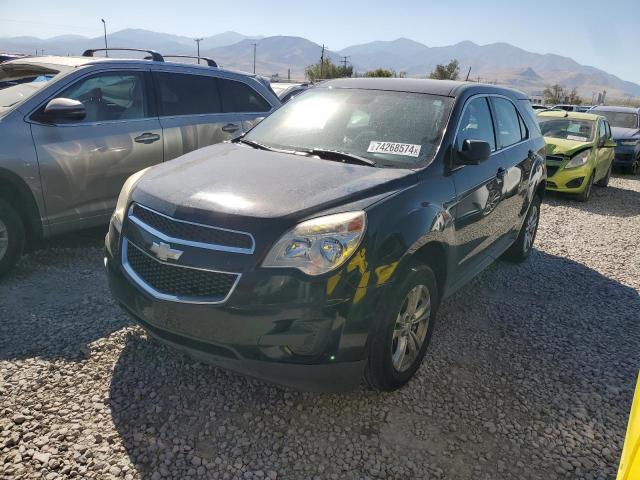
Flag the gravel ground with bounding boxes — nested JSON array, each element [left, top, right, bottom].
[[1, 174, 639, 480]]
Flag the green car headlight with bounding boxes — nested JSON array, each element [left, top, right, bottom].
[[564, 150, 590, 169]]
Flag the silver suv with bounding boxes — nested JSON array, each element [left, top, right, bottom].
[[0, 49, 280, 275]]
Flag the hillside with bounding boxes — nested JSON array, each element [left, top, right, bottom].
[[1, 30, 638, 98]]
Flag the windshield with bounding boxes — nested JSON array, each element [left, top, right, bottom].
[[0, 64, 60, 109], [244, 88, 454, 168], [538, 117, 595, 142], [593, 110, 639, 129]]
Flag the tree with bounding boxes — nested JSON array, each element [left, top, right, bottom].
[[365, 68, 395, 78], [543, 84, 564, 105], [428, 59, 460, 80], [543, 84, 583, 105], [305, 59, 352, 81]]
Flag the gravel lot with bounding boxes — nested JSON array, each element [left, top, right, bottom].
[[1, 174, 639, 480]]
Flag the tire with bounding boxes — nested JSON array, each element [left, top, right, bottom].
[[596, 163, 612, 187], [502, 195, 541, 263], [577, 171, 594, 202], [0, 198, 25, 278], [364, 263, 439, 392], [631, 159, 640, 176]]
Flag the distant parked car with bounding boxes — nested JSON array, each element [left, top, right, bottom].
[[590, 105, 640, 174], [270, 82, 311, 103], [530, 105, 548, 111], [0, 49, 280, 276], [552, 104, 584, 112], [538, 110, 615, 201], [0, 53, 28, 64]]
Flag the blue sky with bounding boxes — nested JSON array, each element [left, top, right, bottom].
[[1, 0, 639, 83]]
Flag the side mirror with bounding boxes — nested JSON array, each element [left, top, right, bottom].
[[605, 139, 617, 148], [456, 139, 491, 165], [42, 98, 86, 121]]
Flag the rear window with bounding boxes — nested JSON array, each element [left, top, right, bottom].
[[0, 64, 60, 109], [218, 78, 271, 113], [154, 72, 222, 116]]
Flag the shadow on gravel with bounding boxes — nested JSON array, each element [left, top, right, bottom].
[[108, 250, 639, 479], [544, 183, 640, 218], [0, 225, 128, 361]]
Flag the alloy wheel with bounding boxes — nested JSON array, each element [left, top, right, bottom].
[[391, 284, 431, 372], [523, 205, 539, 253], [0, 218, 8, 261]]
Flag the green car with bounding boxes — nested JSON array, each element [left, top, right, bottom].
[[537, 111, 616, 201]]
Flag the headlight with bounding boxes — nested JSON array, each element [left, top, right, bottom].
[[564, 150, 590, 169], [619, 139, 638, 147], [262, 211, 366, 275], [112, 168, 150, 231]]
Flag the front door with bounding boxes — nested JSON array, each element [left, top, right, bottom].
[[451, 96, 510, 279], [30, 70, 162, 232]]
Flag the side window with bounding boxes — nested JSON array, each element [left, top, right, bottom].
[[518, 113, 528, 140], [155, 72, 221, 116], [456, 97, 496, 151], [492, 97, 524, 148], [218, 78, 271, 113], [57, 72, 147, 122], [605, 120, 612, 140], [599, 119, 607, 144]]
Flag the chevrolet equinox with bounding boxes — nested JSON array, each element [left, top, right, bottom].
[[106, 78, 546, 392]]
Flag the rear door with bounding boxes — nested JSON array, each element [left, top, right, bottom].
[[595, 118, 613, 178], [153, 71, 272, 161], [489, 96, 531, 238], [30, 69, 163, 232]]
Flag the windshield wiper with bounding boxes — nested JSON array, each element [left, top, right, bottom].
[[305, 148, 376, 167]]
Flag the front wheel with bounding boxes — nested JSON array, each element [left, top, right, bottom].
[[0, 199, 25, 278], [577, 171, 594, 202], [596, 163, 612, 187], [502, 195, 541, 262], [364, 263, 438, 392]]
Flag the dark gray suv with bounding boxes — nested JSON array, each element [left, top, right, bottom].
[[106, 79, 546, 391], [0, 49, 280, 275]]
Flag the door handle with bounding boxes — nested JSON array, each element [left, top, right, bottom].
[[496, 167, 506, 180], [134, 133, 161, 144], [221, 123, 240, 133]]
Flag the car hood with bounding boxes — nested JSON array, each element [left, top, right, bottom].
[[132, 143, 416, 222], [611, 127, 640, 140], [544, 137, 593, 156]]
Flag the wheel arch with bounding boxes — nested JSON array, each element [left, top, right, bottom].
[[0, 168, 44, 240]]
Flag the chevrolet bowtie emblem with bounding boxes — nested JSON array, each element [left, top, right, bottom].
[[150, 241, 184, 262]]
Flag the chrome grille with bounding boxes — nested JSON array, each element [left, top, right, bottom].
[[122, 240, 240, 304], [129, 203, 254, 254]]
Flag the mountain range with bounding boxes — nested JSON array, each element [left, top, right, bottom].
[[1, 29, 638, 99]]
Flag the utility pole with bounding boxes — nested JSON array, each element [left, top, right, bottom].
[[320, 44, 325, 79], [251, 42, 257, 74], [101, 19, 108, 57], [340, 55, 350, 77], [194, 38, 203, 64], [465, 66, 472, 81]]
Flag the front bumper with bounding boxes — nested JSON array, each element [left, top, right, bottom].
[[613, 146, 638, 166], [105, 222, 384, 391], [545, 163, 590, 192]]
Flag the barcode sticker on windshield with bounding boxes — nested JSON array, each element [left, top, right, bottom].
[[567, 135, 588, 142], [367, 141, 422, 157]]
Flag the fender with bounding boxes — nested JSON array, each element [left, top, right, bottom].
[[0, 167, 45, 238]]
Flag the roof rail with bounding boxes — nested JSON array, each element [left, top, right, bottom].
[[162, 55, 218, 67], [82, 48, 164, 62]]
